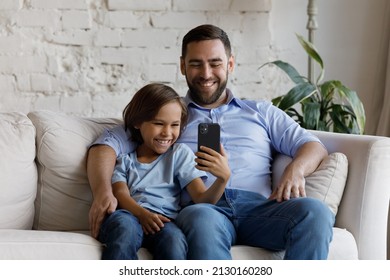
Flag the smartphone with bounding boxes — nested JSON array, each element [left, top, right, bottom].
[[197, 123, 220, 154]]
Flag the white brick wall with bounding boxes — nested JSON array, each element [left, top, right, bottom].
[[108, 0, 171, 11], [0, 0, 275, 117], [0, 0, 23, 10]]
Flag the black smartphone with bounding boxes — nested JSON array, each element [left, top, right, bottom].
[[197, 123, 220, 154]]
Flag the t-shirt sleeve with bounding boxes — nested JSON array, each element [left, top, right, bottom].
[[173, 144, 207, 189], [111, 155, 129, 184], [89, 124, 136, 156]]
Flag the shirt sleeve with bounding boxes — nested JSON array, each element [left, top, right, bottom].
[[111, 154, 129, 184], [173, 144, 207, 189], [259, 101, 324, 156], [89, 124, 136, 156]]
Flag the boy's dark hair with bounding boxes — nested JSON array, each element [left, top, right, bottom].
[[122, 83, 188, 144], [181, 24, 232, 58]]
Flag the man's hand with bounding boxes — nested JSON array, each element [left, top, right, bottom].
[[269, 163, 306, 202], [269, 141, 327, 202], [89, 191, 118, 238]]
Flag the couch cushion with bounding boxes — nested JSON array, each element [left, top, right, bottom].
[[0, 227, 357, 260], [135, 227, 357, 260], [28, 111, 121, 231], [230, 227, 357, 260], [272, 152, 348, 215], [0, 112, 37, 229], [0, 229, 102, 259]]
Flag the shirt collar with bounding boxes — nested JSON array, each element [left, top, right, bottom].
[[184, 88, 242, 109]]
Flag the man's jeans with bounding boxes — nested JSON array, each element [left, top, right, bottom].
[[176, 189, 335, 260], [98, 209, 187, 260]]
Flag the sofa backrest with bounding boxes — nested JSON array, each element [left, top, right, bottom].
[[0, 112, 37, 230], [28, 111, 121, 231]]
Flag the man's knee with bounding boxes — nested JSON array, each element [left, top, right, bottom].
[[176, 204, 234, 260], [298, 198, 335, 231], [176, 204, 235, 243], [176, 204, 222, 229], [306, 198, 334, 220]]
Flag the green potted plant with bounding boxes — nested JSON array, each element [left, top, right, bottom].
[[260, 34, 366, 134]]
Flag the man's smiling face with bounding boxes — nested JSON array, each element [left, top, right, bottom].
[[180, 39, 234, 108]]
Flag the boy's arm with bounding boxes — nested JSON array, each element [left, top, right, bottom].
[[87, 145, 118, 238], [186, 176, 227, 204], [187, 145, 230, 204]]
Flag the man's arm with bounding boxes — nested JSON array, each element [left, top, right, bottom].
[[87, 145, 118, 238], [269, 141, 328, 202]]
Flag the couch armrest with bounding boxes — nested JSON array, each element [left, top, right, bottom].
[[312, 130, 390, 260]]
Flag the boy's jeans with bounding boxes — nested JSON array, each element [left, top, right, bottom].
[[98, 209, 187, 260]]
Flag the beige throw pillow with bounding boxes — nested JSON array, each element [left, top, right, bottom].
[[305, 152, 348, 215], [272, 152, 348, 215], [28, 110, 121, 231]]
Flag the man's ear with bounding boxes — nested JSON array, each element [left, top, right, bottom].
[[228, 55, 235, 73], [180, 56, 186, 75]]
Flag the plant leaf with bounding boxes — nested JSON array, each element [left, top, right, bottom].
[[278, 83, 317, 111], [296, 34, 325, 84], [303, 102, 321, 129], [296, 34, 323, 67], [329, 105, 354, 134], [263, 35, 366, 135], [271, 95, 283, 107], [332, 81, 366, 134], [263, 60, 306, 85], [320, 81, 336, 102], [339, 86, 365, 134], [317, 120, 329, 131]]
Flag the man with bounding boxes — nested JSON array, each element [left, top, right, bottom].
[[87, 24, 334, 259]]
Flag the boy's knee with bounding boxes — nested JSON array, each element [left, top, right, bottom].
[[99, 210, 142, 240]]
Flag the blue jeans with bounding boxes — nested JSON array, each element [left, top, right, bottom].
[[98, 209, 188, 260], [175, 189, 335, 260]]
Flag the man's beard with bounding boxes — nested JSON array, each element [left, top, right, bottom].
[[186, 75, 228, 106]]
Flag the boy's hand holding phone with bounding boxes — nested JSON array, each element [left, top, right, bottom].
[[196, 123, 230, 183], [195, 145, 230, 183]]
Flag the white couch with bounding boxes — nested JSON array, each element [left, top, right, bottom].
[[0, 110, 389, 260]]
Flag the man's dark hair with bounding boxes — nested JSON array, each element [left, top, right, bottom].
[[181, 24, 232, 58]]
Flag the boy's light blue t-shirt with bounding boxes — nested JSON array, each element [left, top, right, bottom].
[[112, 143, 207, 219]]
